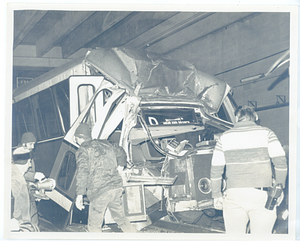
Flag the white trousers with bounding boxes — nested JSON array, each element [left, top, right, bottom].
[[223, 188, 277, 234]]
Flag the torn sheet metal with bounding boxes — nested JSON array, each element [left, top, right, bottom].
[[85, 47, 228, 114]]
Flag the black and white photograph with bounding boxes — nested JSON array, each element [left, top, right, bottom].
[[3, 1, 299, 240]]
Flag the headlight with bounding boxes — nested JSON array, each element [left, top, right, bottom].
[[198, 177, 212, 194]]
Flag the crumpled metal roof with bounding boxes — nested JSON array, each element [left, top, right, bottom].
[[14, 47, 230, 114], [85, 47, 229, 113]]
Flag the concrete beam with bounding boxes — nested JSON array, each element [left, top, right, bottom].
[[87, 11, 178, 50], [13, 11, 48, 49], [36, 11, 95, 57], [124, 12, 212, 49], [60, 11, 132, 58], [14, 44, 63, 58], [13, 45, 37, 57], [150, 12, 256, 54], [14, 44, 90, 59], [13, 56, 72, 68]]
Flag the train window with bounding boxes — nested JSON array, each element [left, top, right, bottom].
[[78, 84, 96, 128], [82, 88, 112, 127], [57, 151, 76, 191], [78, 84, 95, 114], [13, 98, 36, 144], [31, 89, 61, 140], [54, 81, 70, 133], [217, 94, 237, 123], [217, 105, 228, 122]]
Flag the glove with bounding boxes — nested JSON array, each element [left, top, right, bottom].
[[34, 172, 45, 181], [117, 165, 124, 174], [214, 197, 223, 210], [75, 195, 85, 210]]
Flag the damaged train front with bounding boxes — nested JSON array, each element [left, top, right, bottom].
[[80, 47, 237, 227]]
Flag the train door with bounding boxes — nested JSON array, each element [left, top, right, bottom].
[[69, 76, 105, 125]]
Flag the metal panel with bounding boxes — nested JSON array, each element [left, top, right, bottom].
[[123, 184, 146, 222], [192, 153, 213, 202]]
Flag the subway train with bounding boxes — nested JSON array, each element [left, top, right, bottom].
[[12, 47, 238, 231]]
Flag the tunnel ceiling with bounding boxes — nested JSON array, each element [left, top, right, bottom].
[[12, 9, 291, 92]]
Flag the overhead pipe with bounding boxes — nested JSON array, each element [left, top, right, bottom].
[[254, 102, 289, 112]]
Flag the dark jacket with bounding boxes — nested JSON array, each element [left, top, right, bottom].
[[75, 139, 127, 201]]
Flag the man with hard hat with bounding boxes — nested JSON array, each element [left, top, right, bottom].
[[74, 123, 137, 232], [21, 132, 36, 151], [18, 132, 45, 227], [20, 132, 45, 181]]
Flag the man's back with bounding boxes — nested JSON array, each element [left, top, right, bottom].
[[210, 105, 287, 234], [219, 121, 275, 189], [212, 120, 287, 191], [75, 139, 123, 202]]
